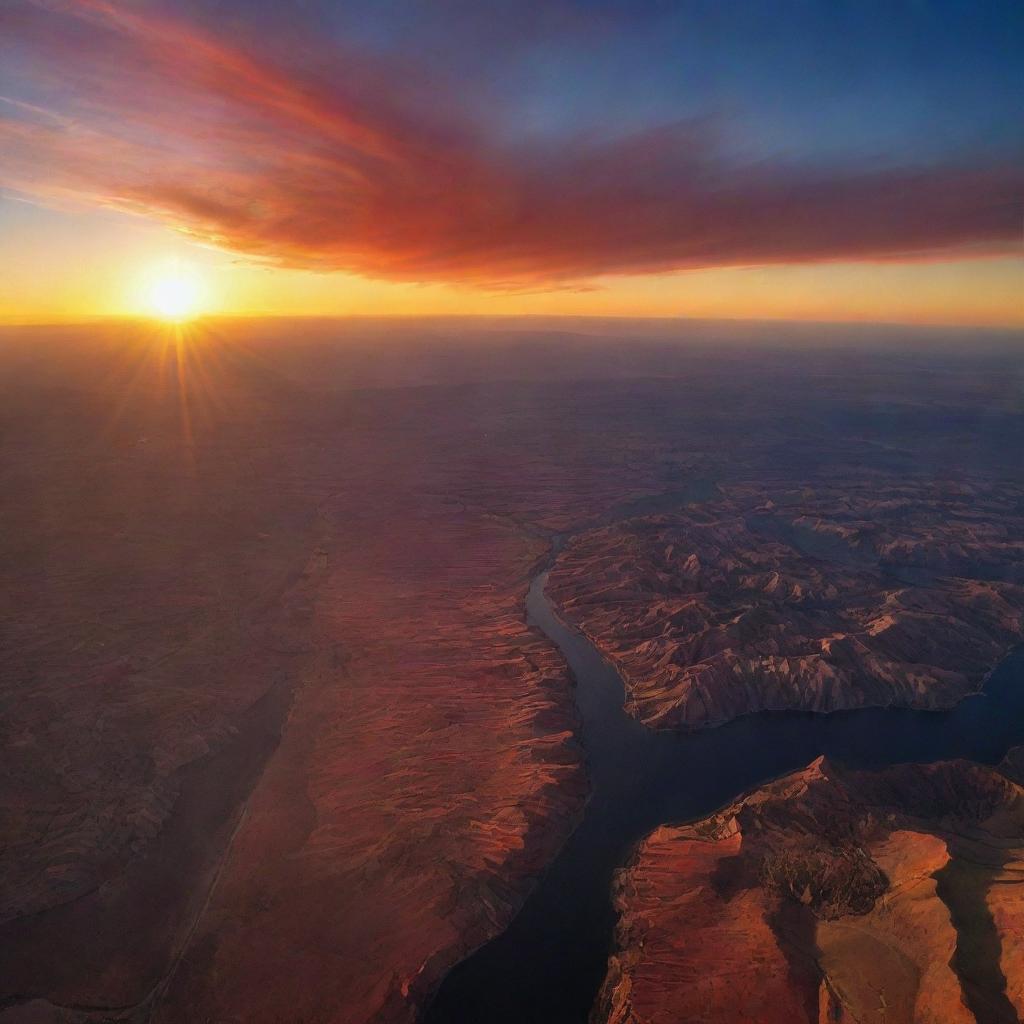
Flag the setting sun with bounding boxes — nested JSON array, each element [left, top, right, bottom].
[[147, 267, 202, 321]]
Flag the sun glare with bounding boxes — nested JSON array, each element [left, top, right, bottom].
[[146, 265, 203, 321]]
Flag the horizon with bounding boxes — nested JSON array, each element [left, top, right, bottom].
[[4, 309, 1024, 332]]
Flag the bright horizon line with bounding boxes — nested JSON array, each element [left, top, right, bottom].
[[3, 311, 1023, 331]]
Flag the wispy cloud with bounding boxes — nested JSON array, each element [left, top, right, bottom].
[[2, 0, 1020, 287]]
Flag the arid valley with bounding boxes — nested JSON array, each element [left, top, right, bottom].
[[2, 319, 1024, 1024]]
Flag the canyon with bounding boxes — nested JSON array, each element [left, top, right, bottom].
[[2, 320, 1023, 1023]]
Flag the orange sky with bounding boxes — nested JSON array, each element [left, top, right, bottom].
[[0, 199, 1021, 327], [0, 1, 1021, 328]]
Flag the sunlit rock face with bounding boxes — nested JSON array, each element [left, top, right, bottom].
[[594, 754, 1024, 1024], [548, 480, 1024, 729]]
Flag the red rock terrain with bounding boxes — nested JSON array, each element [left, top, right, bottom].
[[3, 322, 1024, 1023], [0, 323, 703, 1023], [595, 754, 1024, 1024], [548, 480, 1024, 729]]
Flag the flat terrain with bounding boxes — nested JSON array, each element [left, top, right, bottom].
[[1, 318, 1023, 1023]]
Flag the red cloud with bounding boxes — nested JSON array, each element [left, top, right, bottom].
[[2, 0, 1020, 286]]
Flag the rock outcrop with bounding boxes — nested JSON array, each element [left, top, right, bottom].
[[548, 481, 1024, 729], [594, 755, 1024, 1024]]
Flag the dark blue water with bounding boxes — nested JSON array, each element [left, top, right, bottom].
[[424, 505, 1024, 1024]]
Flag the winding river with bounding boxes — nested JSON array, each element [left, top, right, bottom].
[[424, 485, 1024, 1024]]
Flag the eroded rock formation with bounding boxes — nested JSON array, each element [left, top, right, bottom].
[[548, 480, 1024, 729], [594, 754, 1024, 1024]]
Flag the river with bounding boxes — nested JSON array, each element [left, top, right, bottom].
[[424, 486, 1024, 1023]]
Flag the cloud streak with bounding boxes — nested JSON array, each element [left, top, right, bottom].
[[2, 0, 1020, 287]]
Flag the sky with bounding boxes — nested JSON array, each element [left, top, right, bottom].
[[0, 0, 1021, 324]]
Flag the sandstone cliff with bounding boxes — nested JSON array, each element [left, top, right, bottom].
[[594, 755, 1024, 1024]]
